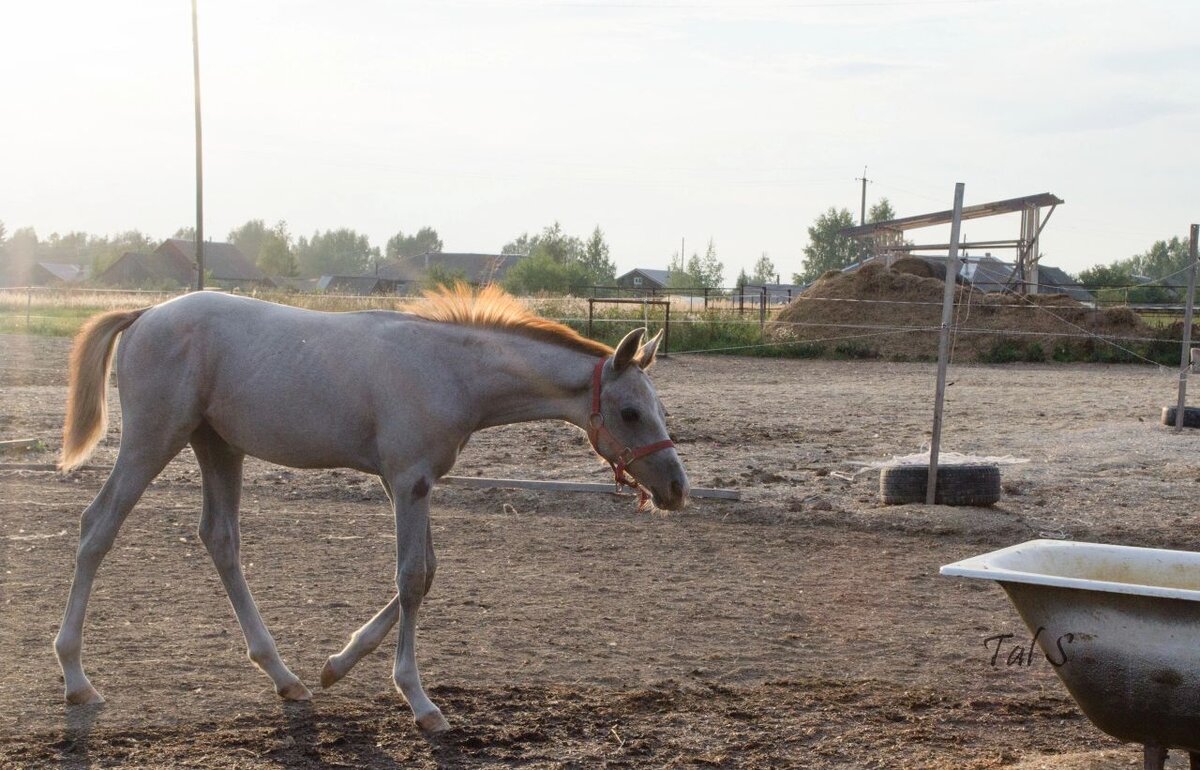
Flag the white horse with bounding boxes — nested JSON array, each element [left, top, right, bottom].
[[55, 285, 688, 732]]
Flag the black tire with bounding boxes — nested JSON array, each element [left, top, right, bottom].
[[879, 463, 1001, 506], [1161, 406, 1200, 429]]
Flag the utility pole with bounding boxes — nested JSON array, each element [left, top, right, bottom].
[[855, 166, 871, 225], [191, 0, 205, 290]]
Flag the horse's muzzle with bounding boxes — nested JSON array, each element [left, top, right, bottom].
[[651, 475, 690, 511]]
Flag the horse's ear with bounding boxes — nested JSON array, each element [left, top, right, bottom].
[[637, 329, 663, 369], [612, 327, 646, 373]]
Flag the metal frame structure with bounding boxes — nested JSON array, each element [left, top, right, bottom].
[[838, 192, 1063, 294]]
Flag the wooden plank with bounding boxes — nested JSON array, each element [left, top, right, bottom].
[[0, 439, 43, 453], [441, 475, 740, 500], [0, 463, 741, 500]]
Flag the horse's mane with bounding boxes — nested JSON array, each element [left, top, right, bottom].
[[405, 283, 613, 357]]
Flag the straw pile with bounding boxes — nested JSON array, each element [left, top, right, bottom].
[[767, 262, 1150, 362]]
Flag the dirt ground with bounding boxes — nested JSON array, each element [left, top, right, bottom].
[[3, 331, 1200, 768]]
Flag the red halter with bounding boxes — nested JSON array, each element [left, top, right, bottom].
[[586, 357, 675, 502]]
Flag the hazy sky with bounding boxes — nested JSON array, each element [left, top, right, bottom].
[[2, 0, 1197, 281]]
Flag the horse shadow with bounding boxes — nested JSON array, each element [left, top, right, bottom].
[[59, 702, 105, 770], [273, 700, 469, 769]]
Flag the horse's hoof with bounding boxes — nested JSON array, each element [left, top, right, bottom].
[[277, 681, 313, 701], [416, 709, 450, 733], [320, 658, 343, 689], [65, 685, 105, 706]]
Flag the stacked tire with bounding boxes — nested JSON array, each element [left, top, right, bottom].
[[1161, 406, 1200, 429], [879, 463, 1001, 506]]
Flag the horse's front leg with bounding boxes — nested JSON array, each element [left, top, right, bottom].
[[390, 472, 447, 732]]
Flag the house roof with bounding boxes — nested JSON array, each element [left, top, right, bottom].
[[36, 262, 89, 282], [911, 254, 1093, 302], [617, 268, 669, 286], [316, 275, 399, 294], [158, 238, 269, 283], [97, 251, 195, 287], [377, 252, 512, 285]]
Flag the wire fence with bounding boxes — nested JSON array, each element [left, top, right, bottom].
[[1, 284, 1196, 367]]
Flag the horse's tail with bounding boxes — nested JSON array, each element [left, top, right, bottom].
[[60, 308, 148, 472]]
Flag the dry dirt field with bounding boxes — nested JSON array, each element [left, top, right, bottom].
[[3, 332, 1200, 769]]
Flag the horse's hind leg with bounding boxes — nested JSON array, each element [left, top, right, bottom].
[[322, 479, 436, 689], [55, 436, 187, 704], [192, 425, 311, 701]]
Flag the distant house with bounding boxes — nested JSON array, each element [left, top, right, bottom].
[[616, 268, 669, 292], [33, 262, 90, 285], [960, 254, 1092, 302], [0, 261, 90, 287], [156, 239, 274, 290], [97, 251, 195, 288], [96, 239, 274, 290], [316, 275, 403, 295], [377, 252, 512, 287]]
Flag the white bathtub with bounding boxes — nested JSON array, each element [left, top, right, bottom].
[[942, 539, 1200, 754]]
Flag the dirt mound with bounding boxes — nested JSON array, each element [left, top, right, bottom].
[[768, 262, 1152, 362]]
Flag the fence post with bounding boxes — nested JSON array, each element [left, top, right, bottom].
[[703, 287, 709, 311], [928, 182, 966, 504], [663, 301, 670, 357], [587, 297, 594, 338], [759, 287, 767, 335], [1175, 224, 1198, 432], [26, 286, 33, 329]]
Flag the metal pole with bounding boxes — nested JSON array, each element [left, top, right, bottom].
[[859, 167, 868, 225], [927, 182, 966, 504], [587, 297, 594, 338], [1175, 224, 1198, 431], [663, 301, 670, 357], [191, 0, 205, 291]]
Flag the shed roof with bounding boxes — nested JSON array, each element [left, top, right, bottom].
[[839, 193, 1063, 238]]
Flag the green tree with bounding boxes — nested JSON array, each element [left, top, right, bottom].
[[868, 197, 896, 223], [794, 207, 857, 284], [228, 220, 270, 266], [2, 226, 37, 282], [735, 267, 750, 289], [666, 249, 699, 290], [501, 222, 597, 293], [257, 221, 298, 277], [387, 226, 443, 259], [296, 229, 378, 277], [1131, 235, 1191, 279], [751, 252, 776, 284], [173, 225, 196, 240], [1075, 233, 1192, 304], [580, 226, 616, 284], [423, 263, 469, 290], [502, 250, 589, 294], [92, 230, 156, 274], [697, 238, 724, 287]]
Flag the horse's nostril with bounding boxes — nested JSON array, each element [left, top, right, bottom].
[[670, 480, 682, 500]]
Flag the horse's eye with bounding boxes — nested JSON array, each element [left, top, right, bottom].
[[620, 407, 640, 424]]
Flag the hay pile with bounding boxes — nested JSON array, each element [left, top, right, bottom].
[[768, 262, 1151, 362]]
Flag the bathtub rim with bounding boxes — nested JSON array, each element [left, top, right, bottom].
[[940, 539, 1200, 603]]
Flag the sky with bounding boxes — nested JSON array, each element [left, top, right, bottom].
[[2, 0, 1198, 282]]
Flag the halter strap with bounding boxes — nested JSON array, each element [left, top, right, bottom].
[[586, 357, 675, 502]]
